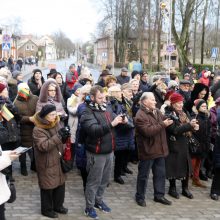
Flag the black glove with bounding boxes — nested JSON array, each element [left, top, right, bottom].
[[58, 127, 70, 143]]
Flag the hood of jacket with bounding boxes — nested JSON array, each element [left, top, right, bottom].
[[38, 79, 62, 103]]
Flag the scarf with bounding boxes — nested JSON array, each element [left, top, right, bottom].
[[89, 102, 107, 112], [176, 110, 192, 137]]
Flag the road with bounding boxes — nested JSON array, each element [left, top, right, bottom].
[[22, 58, 101, 84]]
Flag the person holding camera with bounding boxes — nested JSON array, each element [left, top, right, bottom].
[[165, 93, 199, 200], [32, 104, 69, 218], [80, 85, 124, 219], [107, 85, 135, 185]]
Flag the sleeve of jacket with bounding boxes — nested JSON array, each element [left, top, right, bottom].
[[135, 111, 165, 137], [80, 108, 111, 138], [166, 121, 192, 135], [0, 151, 12, 171], [33, 128, 62, 152]]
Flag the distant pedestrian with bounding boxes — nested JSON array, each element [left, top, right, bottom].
[[66, 64, 78, 92], [116, 67, 130, 85]]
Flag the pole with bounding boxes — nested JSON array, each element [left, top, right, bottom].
[[168, 0, 172, 75], [112, 12, 115, 75]]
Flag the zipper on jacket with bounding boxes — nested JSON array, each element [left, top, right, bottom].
[[96, 138, 101, 153], [104, 112, 115, 151]]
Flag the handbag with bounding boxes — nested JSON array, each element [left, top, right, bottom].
[[188, 135, 201, 156], [56, 140, 73, 174], [7, 180, 16, 203]]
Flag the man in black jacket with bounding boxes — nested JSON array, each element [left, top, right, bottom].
[[80, 85, 123, 219]]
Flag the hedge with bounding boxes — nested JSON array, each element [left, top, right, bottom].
[[193, 64, 213, 73]]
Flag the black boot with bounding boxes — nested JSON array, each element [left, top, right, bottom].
[[20, 162, 28, 176], [199, 170, 208, 181], [182, 178, 193, 199], [168, 179, 179, 199]]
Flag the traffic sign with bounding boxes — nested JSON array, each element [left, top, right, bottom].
[[2, 43, 11, 51], [211, 47, 219, 59], [166, 45, 174, 53], [3, 34, 11, 42]]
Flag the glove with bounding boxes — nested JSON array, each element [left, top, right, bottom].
[[58, 127, 70, 143]]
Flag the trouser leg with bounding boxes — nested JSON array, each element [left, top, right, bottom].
[[152, 157, 166, 199], [0, 204, 5, 220], [80, 168, 88, 191], [40, 188, 53, 213], [95, 152, 113, 204], [53, 184, 65, 210], [114, 151, 123, 179], [211, 168, 220, 195], [136, 159, 153, 201]]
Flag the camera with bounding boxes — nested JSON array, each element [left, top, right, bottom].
[[121, 113, 126, 120], [166, 113, 179, 121], [63, 126, 70, 133]]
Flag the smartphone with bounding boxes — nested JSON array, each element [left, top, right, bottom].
[[14, 146, 32, 154]]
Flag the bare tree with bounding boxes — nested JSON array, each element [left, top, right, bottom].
[[200, 0, 209, 64]]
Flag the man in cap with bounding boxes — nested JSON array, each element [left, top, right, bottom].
[[177, 80, 191, 103], [116, 67, 130, 85]]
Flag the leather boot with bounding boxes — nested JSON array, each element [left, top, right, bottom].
[[20, 162, 28, 176]]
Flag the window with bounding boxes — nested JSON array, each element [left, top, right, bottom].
[[26, 45, 30, 50], [31, 45, 34, 51], [160, 44, 163, 50], [127, 41, 132, 49]]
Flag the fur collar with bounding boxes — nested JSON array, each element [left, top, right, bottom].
[[32, 113, 60, 129]]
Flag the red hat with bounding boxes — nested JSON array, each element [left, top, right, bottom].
[[170, 93, 184, 104], [164, 90, 175, 101], [0, 83, 6, 93]]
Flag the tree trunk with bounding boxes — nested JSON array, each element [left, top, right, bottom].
[[147, 0, 152, 71], [157, 11, 162, 71], [201, 0, 208, 64], [193, 0, 198, 64]]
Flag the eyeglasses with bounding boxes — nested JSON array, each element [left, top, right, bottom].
[[48, 90, 56, 92]]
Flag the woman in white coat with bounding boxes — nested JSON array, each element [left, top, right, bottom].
[[0, 147, 19, 220]]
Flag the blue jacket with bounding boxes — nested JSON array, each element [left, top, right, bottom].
[[107, 97, 135, 151]]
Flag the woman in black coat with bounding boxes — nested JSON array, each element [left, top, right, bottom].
[[210, 107, 220, 200], [165, 93, 198, 200], [190, 99, 211, 188]]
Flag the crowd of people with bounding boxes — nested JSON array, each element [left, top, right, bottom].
[[0, 62, 220, 220]]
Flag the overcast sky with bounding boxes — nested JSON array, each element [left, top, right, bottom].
[[0, 0, 101, 42]]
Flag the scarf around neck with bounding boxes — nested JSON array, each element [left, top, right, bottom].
[[89, 102, 107, 112]]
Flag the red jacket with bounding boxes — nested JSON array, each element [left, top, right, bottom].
[[66, 70, 78, 89]]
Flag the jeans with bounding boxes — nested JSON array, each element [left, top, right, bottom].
[[136, 157, 166, 201]]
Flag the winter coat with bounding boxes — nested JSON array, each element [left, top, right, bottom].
[[96, 79, 105, 87], [139, 80, 151, 92], [59, 82, 70, 104], [80, 103, 115, 154], [28, 76, 45, 96], [32, 113, 66, 190], [36, 79, 66, 116], [67, 94, 81, 143], [210, 106, 218, 141], [199, 72, 210, 86], [191, 111, 211, 158], [0, 97, 20, 145], [211, 80, 220, 100], [116, 75, 130, 85], [14, 94, 38, 147], [66, 70, 78, 90], [134, 105, 169, 160], [7, 78, 18, 102], [75, 103, 87, 169], [107, 97, 135, 151], [213, 108, 220, 168], [0, 147, 11, 205], [184, 83, 209, 114], [165, 107, 193, 179], [177, 89, 191, 104]]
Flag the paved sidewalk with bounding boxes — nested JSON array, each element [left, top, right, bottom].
[[5, 160, 220, 220]]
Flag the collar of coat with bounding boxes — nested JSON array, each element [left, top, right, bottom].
[[140, 104, 158, 117], [32, 112, 60, 129]]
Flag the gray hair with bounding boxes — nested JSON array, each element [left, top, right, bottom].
[[140, 92, 154, 102]]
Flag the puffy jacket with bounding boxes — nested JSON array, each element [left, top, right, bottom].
[[80, 104, 115, 154]]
